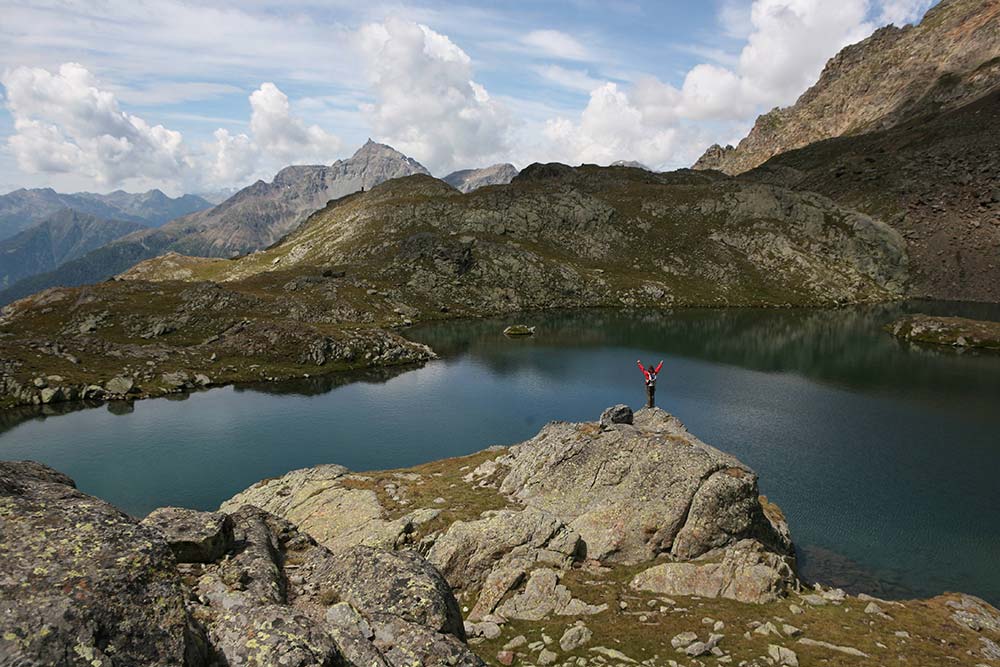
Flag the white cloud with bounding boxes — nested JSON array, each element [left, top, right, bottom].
[[677, 64, 749, 120], [736, 0, 873, 106], [533, 65, 604, 92], [521, 29, 590, 61], [542, 83, 680, 167], [2, 62, 195, 187], [718, 1, 754, 39], [536, 0, 885, 168], [203, 128, 257, 189], [1, 63, 344, 191], [249, 82, 341, 164], [357, 18, 511, 174]]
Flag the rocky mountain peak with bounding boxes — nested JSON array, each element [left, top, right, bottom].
[[443, 163, 519, 193], [349, 138, 422, 166], [693, 0, 1000, 175]]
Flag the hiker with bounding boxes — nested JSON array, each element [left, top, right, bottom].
[[637, 359, 663, 408]]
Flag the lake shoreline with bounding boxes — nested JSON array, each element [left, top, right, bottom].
[[4, 303, 1000, 607], [0, 297, 944, 413]]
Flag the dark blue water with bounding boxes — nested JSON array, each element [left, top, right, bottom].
[[2, 302, 999, 604]]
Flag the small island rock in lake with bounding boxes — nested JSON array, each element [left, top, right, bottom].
[[3, 407, 1000, 665], [887, 314, 1000, 351], [502, 324, 535, 337]]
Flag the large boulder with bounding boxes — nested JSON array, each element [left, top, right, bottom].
[[313, 545, 466, 639], [427, 508, 582, 591], [0, 460, 208, 666], [629, 538, 798, 604], [599, 404, 633, 429], [470, 407, 791, 564], [221, 465, 415, 553], [493, 568, 607, 621], [193, 506, 484, 667], [141, 506, 234, 563]]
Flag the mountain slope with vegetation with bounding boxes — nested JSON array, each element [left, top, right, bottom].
[[0, 141, 429, 306], [690, 0, 1000, 302], [0, 164, 908, 408], [0, 209, 145, 288], [743, 87, 1000, 301], [694, 0, 1000, 175]]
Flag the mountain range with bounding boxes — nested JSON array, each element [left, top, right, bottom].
[[1, 0, 997, 307], [0, 188, 211, 242], [0, 163, 910, 409], [0, 140, 429, 305]]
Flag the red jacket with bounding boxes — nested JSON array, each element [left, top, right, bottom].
[[637, 360, 663, 384]]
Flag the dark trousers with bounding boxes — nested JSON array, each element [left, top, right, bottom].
[[645, 383, 655, 408]]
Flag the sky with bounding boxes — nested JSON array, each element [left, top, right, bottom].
[[0, 0, 939, 196]]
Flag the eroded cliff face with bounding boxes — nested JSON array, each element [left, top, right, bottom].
[[5, 408, 997, 666], [694, 0, 1000, 176]]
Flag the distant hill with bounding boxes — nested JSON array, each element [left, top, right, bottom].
[[694, 0, 1000, 175], [0, 188, 211, 242], [443, 164, 519, 193], [0, 209, 145, 288], [610, 160, 651, 170], [0, 140, 429, 305]]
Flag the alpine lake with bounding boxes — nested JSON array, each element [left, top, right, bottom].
[[2, 300, 999, 605]]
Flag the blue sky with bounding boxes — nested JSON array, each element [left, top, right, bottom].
[[0, 0, 937, 195]]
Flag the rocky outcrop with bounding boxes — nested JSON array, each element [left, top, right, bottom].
[[427, 508, 582, 591], [0, 461, 208, 666], [220, 406, 796, 619], [949, 594, 1000, 633], [141, 506, 235, 563], [427, 408, 796, 617], [469, 408, 791, 564], [192, 505, 482, 666], [886, 314, 1000, 350], [630, 538, 798, 604], [694, 0, 1000, 175], [443, 164, 519, 193], [221, 465, 438, 553], [0, 461, 483, 666]]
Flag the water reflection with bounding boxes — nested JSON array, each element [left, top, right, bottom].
[[410, 302, 1000, 411]]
